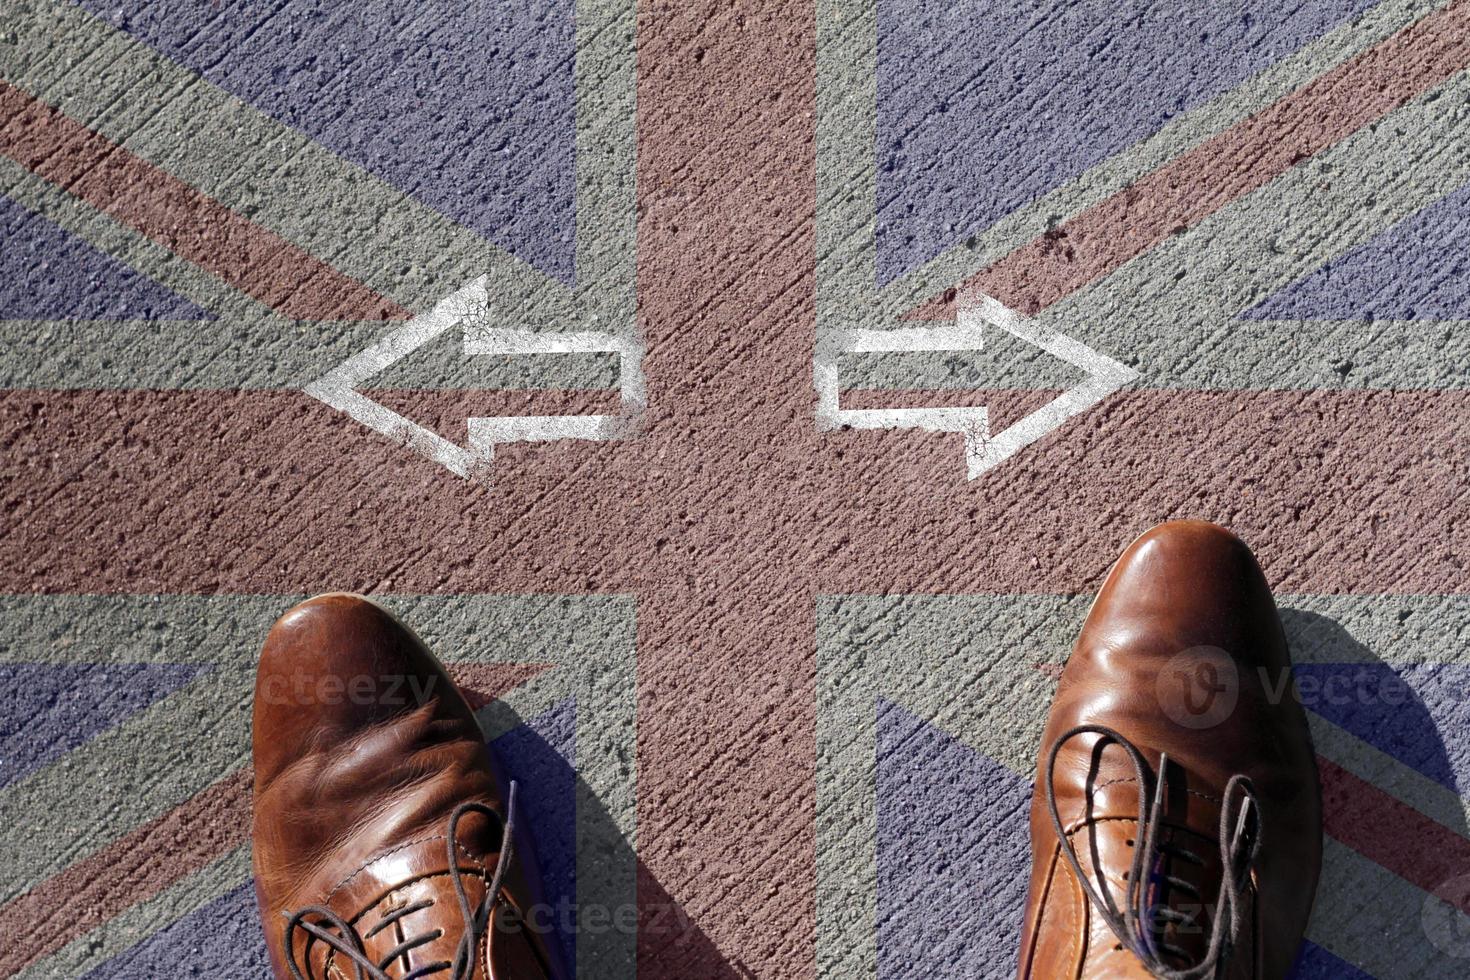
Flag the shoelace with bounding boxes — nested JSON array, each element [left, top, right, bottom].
[[282, 782, 518, 980], [1044, 726, 1261, 980]]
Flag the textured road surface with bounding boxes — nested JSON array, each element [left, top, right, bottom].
[[1, 0, 1468, 977]]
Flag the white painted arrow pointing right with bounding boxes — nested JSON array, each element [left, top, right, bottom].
[[814, 293, 1138, 478]]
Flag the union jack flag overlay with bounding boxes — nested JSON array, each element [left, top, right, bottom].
[[1, 0, 1468, 977]]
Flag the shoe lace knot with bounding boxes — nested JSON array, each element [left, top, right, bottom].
[[282, 782, 519, 980], [1044, 726, 1261, 980]]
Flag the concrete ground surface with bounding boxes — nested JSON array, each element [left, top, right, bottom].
[[1, 0, 1468, 977]]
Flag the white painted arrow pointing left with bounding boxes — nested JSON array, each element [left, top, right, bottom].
[[305, 276, 644, 480]]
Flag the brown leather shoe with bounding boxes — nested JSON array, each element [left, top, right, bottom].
[[252, 593, 567, 979], [1017, 521, 1321, 979]]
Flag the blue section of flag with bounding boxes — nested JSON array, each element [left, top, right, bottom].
[[0, 195, 211, 319], [85, 0, 579, 283], [1294, 663, 1470, 793], [1288, 940, 1375, 979], [874, 0, 1375, 283], [876, 698, 1031, 978], [0, 662, 205, 787], [1244, 181, 1470, 320], [83, 881, 268, 979], [491, 698, 578, 973]]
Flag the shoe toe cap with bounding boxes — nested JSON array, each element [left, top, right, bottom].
[[1078, 520, 1284, 671], [251, 593, 473, 782]]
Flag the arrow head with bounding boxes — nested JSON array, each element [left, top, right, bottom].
[[305, 276, 644, 480], [815, 293, 1138, 478]]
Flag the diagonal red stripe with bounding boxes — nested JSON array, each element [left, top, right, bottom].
[[447, 662, 557, 710], [1319, 755, 1470, 914], [0, 81, 408, 322], [911, 0, 1470, 319], [0, 768, 252, 976]]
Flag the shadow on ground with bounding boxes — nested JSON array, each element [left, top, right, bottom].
[[1281, 608, 1470, 977]]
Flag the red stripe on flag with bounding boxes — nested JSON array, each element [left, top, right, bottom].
[[0, 388, 1464, 595], [446, 662, 557, 710], [1320, 755, 1470, 914], [912, 0, 1470, 318], [0, 82, 408, 322], [0, 768, 251, 976]]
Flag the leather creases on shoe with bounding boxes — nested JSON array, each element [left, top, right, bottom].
[[281, 787, 520, 980], [1045, 725, 1262, 980]]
